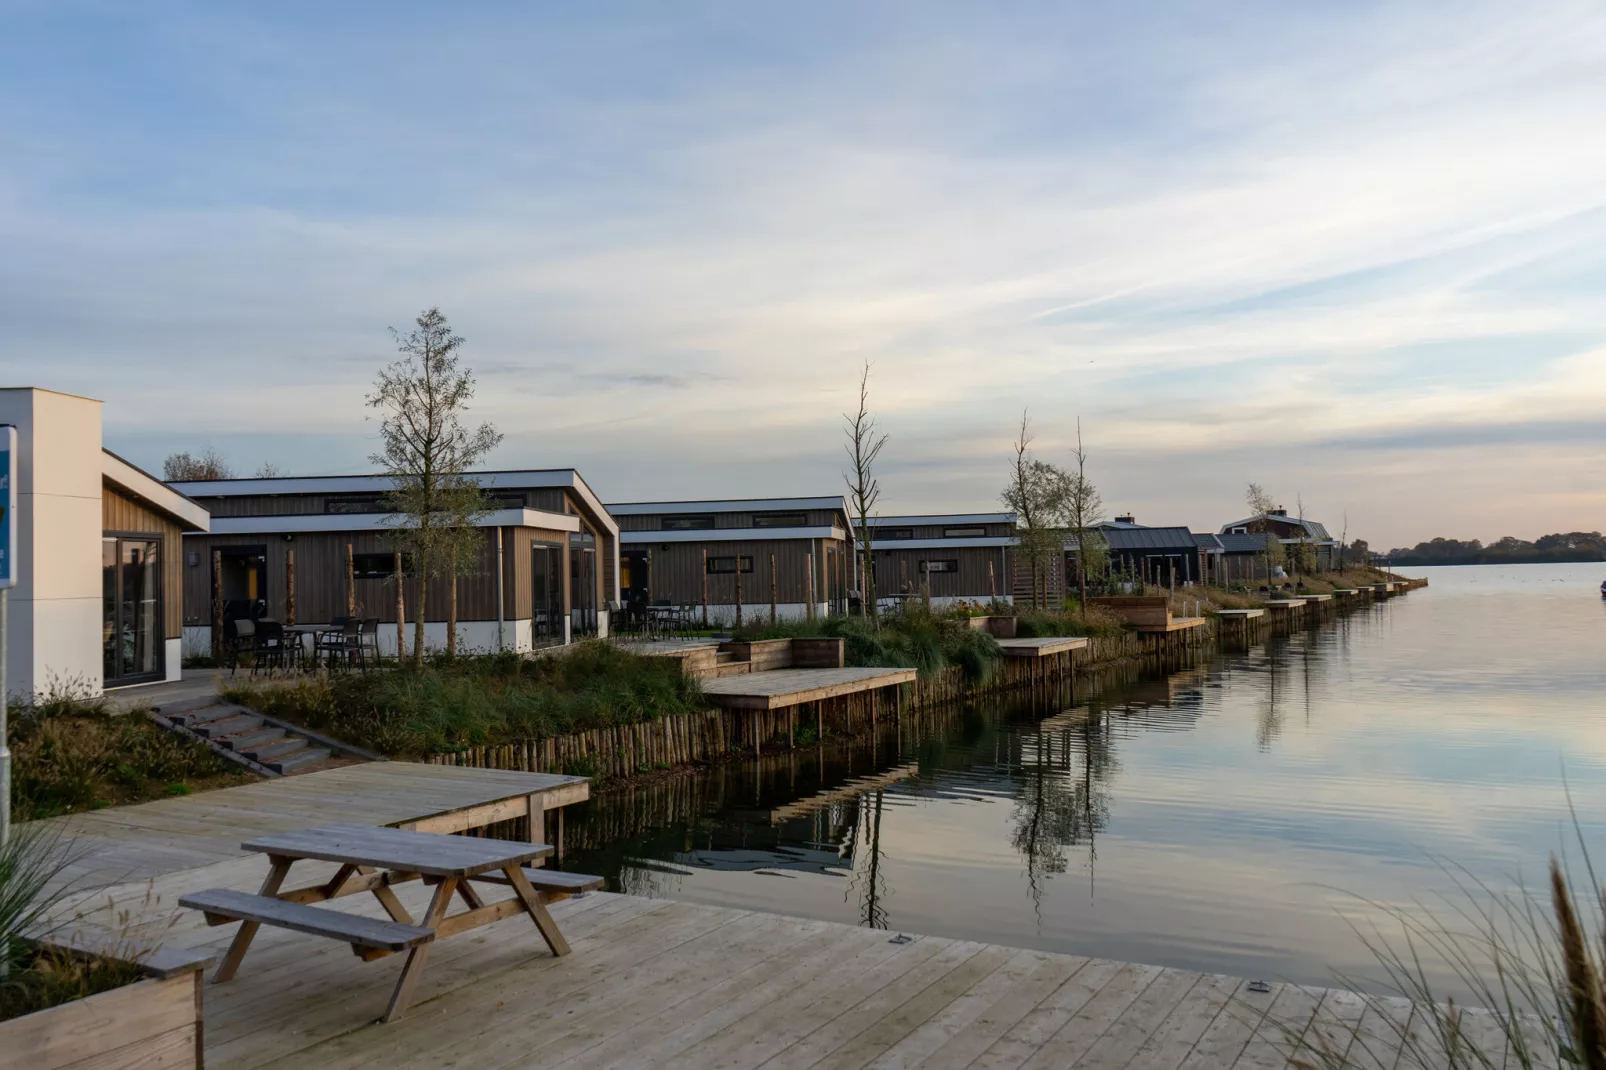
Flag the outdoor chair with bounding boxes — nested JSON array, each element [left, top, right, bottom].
[[317, 618, 364, 672], [360, 618, 381, 667], [226, 618, 256, 675], [249, 619, 290, 677]]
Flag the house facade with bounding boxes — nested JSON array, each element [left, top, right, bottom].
[[170, 470, 619, 654], [606, 496, 853, 621], [865, 513, 1018, 606], [1, 387, 211, 698], [1219, 510, 1338, 571], [1082, 517, 1209, 586]]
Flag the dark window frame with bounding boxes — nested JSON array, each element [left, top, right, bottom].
[[352, 552, 413, 579], [873, 527, 915, 540], [662, 514, 716, 531], [751, 512, 808, 528], [919, 559, 960, 574], [325, 496, 389, 515], [706, 555, 755, 574], [942, 526, 987, 538]]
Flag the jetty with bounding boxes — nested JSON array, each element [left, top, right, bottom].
[[48, 805, 1481, 1070]]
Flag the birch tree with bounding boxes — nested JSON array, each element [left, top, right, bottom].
[[1002, 413, 1070, 611], [843, 362, 889, 623], [368, 308, 502, 665]]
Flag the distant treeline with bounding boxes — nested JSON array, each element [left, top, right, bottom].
[[1385, 532, 1606, 565]]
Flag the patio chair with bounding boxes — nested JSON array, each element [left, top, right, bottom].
[[317, 618, 363, 672], [360, 618, 382, 667], [249, 619, 290, 677], [226, 618, 256, 676]]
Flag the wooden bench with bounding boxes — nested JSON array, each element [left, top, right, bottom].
[[180, 888, 435, 962], [468, 868, 604, 899]]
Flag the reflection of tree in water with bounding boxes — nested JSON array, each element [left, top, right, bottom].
[[1008, 717, 1114, 910], [846, 790, 890, 928]]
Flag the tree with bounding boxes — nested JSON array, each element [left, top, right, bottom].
[[163, 447, 232, 482], [843, 362, 889, 623], [255, 462, 284, 478], [1064, 418, 1105, 619], [1002, 413, 1070, 610], [1244, 481, 1285, 581], [368, 308, 503, 665]]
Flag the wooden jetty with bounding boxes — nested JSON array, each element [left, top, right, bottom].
[[995, 636, 1089, 657], [701, 666, 918, 711], [50, 852, 1485, 1070], [40, 763, 589, 894]]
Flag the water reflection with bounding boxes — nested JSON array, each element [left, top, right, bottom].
[[566, 564, 1606, 996]]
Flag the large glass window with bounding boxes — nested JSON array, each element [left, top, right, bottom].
[[103, 535, 162, 685], [532, 543, 564, 644], [570, 523, 597, 637]]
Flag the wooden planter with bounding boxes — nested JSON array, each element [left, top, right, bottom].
[[0, 940, 212, 1070]]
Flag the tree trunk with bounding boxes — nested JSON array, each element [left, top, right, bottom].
[[448, 574, 458, 657], [285, 549, 296, 627], [345, 542, 356, 617], [394, 549, 406, 663], [1077, 538, 1088, 622], [211, 549, 223, 658], [413, 548, 427, 666]]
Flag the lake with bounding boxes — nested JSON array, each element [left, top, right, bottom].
[[565, 563, 1606, 995]]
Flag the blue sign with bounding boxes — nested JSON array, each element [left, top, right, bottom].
[[0, 424, 13, 588]]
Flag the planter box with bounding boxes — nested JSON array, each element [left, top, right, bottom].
[[0, 938, 213, 1070], [720, 638, 795, 672], [966, 616, 1017, 639], [791, 638, 845, 668], [1089, 596, 1171, 629]]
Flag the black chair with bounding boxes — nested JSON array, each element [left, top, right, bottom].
[[360, 618, 382, 666], [226, 618, 256, 675], [317, 618, 363, 672], [249, 619, 290, 677]]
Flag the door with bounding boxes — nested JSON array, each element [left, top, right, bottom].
[[532, 544, 564, 645], [103, 535, 163, 686], [621, 550, 649, 608], [214, 545, 268, 625], [570, 524, 597, 637]]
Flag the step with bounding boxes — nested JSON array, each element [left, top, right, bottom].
[[268, 747, 332, 774], [167, 705, 236, 728], [715, 651, 739, 664], [242, 738, 311, 763], [218, 727, 287, 752], [193, 714, 264, 739]]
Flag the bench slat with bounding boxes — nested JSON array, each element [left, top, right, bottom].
[[241, 823, 551, 877], [468, 869, 604, 893], [179, 888, 435, 951]]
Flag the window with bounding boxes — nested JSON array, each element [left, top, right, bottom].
[[919, 559, 959, 574], [874, 527, 915, 540], [943, 526, 986, 538], [662, 514, 716, 530], [487, 493, 526, 510], [706, 556, 755, 574], [752, 512, 807, 528], [326, 497, 388, 515], [352, 552, 411, 579]]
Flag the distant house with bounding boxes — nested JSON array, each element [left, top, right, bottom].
[[606, 496, 854, 620], [865, 512, 1018, 605], [1219, 510, 1338, 571], [1067, 515, 1209, 587], [1211, 531, 1283, 583]]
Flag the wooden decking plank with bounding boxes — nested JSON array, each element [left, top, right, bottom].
[[1014, 962, 1168, 1070], [1229, 984, 1324, 1070], [695, 938, 991, 1070], [801, 944, 1020, 1070], [868, 949, 1087, 1070], [972, 957, 1129, 1070], [1070, 967, 1207, 1070], [1123, 973, 1243, 1070], [536, 922, 870, 1069], [1176, 982, 1282, 1070]]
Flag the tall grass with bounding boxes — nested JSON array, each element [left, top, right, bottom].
[[228, 641, 707, 758], [1281, 838, 1606, 1069]]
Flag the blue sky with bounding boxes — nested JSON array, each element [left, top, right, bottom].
[[3, 1, 1603, 548]]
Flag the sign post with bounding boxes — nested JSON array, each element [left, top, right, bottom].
[[0, 424, 14, 849]]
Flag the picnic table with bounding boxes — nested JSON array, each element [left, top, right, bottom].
[[179, 823, 603, 1022]]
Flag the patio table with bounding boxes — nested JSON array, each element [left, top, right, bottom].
[[184, 823, 571, 1021], [283, 623, 337, 669]]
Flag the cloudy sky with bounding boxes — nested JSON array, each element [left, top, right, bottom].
[[3, 2, 1603, 548]]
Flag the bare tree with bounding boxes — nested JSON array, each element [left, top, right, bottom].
[[1002, 413, 1070, 610], [368, 308, 503, 666], [163, 447, 233, 482], [255, 462, 284, 478], [1065, 419, 1105, 619], [1244, 481, 1286, 582], [843, 362, 889, 623]]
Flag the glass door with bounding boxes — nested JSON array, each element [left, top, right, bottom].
[[569, 524, 597, 637], [103, 535, 163, 685], [532, 544, 564, 645]]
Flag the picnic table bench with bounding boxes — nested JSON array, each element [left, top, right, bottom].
[[179, 823, 604, 1022]]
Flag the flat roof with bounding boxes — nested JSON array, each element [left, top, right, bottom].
[[606, 496, 850, 516], [872, 513, 1014, 526]]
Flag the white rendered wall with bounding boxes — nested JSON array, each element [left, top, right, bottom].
[[0, 389, 104, 701]]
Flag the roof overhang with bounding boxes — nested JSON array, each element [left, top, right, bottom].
[[102, 451, 210, 532], [202, 508, 580, 537], [621, 526, 845, 545], [871, 513, 1015, 526], [871, 537, 1017, 551]]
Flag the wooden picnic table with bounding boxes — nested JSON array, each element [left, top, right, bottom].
[[181, 822, 599, 1022]]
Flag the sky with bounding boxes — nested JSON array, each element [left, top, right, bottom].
[[2, 1, 1603, 550]]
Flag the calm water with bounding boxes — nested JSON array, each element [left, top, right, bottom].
[[566, 563, 1606, 994]]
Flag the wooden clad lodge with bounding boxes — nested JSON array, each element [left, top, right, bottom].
[[866, 512, 1019, 605], [1220, 509, 1340, 571], [1070, 515, 1211, 588], [169, 469, 620, 655], [606, 496, 854, 621]]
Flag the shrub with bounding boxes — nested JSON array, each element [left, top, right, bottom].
[[734, 609, 1003, 684]]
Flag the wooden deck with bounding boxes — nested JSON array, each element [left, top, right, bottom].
[[700, 666, 919, 711], [1136, 617, 1210, 634], [42, 762, 589, 893], [995, 636, 1090, 658], [48, 854, 1478, 1070], [1213, 609, 1266, 619]]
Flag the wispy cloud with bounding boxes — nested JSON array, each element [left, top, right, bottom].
[[1, 1, 1603, 545]]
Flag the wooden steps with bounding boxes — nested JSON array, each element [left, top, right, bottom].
[[165, 704, 335, 775]]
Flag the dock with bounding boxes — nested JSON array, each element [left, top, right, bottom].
[[700, 666, 918, 711], [995, 635, 1090, 657], [1213, 608, 1265, 619], [51, 852, 1476, 1070], [40, 762, 589, 893], [1135, 616, 1209, 634]]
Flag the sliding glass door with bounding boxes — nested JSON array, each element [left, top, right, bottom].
[[103, 534, 163, 686], [532, 543, 564, 645]]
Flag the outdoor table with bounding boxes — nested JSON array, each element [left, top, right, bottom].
[[197, 823, 569, 1021], [282, 623, 336, 669]]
